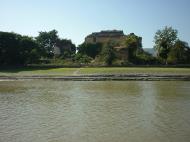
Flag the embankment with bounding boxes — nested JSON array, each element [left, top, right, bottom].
[[0, 74, 190, 81]]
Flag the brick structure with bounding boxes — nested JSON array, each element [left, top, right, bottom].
[[84, 30, 143, 62], [85, 30, 126, 44]]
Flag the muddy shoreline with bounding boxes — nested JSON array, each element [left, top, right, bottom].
[[0, 74, 190, 81]]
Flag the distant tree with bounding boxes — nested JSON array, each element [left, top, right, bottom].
[[0, 32, 41, 65], [77, 43, 102, 58], [19, 36, 41, 64], [135, 51, 158, 65], [167, 40, 190, 64], [74, 53, 92, 64], [0, 32, 21, 65], [56, 39, 76, 58], [125, 33, 143, 62], [101, 42, 115, 65], [154, 26, 178, 64], [36, 30, 59, 58]]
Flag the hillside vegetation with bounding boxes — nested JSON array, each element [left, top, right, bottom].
[[0, 26, 190, 66]]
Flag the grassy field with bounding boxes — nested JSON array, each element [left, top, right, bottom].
[[0, 67, 190, 76]]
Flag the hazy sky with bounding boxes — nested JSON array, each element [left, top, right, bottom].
[[1, 0, 190, 48]]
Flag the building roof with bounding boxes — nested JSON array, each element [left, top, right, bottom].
[[86, 30, 124, 38]]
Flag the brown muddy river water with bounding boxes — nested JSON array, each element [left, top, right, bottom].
[[0, 80, 190, 142]]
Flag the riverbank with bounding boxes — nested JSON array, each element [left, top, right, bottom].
[[0, 67, 190, 81], [0, 74, 190, 81]]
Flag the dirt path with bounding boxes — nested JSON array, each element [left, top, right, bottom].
[[72, 68, 81, 76]]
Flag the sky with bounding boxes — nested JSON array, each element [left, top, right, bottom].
[[1, 0, 190, 48]]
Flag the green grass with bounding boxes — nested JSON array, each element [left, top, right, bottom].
[[79, 67, 190, 75], [0, 67, 77, 76], [0, 67, 190, 76]]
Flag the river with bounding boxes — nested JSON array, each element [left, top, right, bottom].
[[0, 80, 190, 142]]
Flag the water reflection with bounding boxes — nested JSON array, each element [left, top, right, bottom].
[[0, 81, 190, 142]]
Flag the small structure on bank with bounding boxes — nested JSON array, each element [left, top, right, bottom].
[[53, 39, 76, 57]]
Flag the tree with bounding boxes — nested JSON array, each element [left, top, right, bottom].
[[77, 43, 102, 58], [36, 30, 59, 58], [154, 26, 178, 64], [19, 36, 41, 64], [56, 39, 76, 58], [101, 42, 115, 65], [125, 33, 143, 62], [74, 53, 92, 64], [167, 40, 190, 64], [0, 32, 21, 65], [0, 32, 41, 65]]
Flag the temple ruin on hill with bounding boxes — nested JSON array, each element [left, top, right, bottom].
[[85, 30, 142, 61], [85, 30, 126, 44]]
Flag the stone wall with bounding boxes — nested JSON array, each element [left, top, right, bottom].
[[85, 36, 126, 44], [114, 46, 129, 60], [84, 30, 143, 61], [85, 30, 126, 44]]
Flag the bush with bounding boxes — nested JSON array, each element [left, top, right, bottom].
[[134, 52, 158, 65], [74, 53, 92, 64], [0, 32, 41, 65], [100, 42, 116, 65], [77, 43, 102, 58]]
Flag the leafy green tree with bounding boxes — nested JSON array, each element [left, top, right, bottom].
[[101, 42, 115, 65], [0, 32, 41, 65], [56, 39, 76, 58], [77, 43, 102, 58], [0, 32, 21, 65], [167, 40, 190, 64], [74, 53, 92, 64], [135, 51, 158, 65], [154, 26, 178, 64], [125, 33, 143, 62], [36, 30, 59, 58], [19, 36, 41, 64]]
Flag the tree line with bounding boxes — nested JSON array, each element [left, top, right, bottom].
[[0, 27, 190, 66], [154, 27, 190, 64], [0, 30, 76, 65]]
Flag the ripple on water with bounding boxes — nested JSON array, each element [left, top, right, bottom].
[[0, 81, 190, 142]]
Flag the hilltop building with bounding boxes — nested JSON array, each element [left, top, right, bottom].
[[85, 30, 126, 44], [84, 30, 142, 61]]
